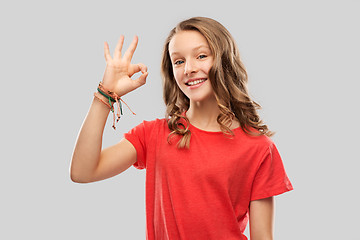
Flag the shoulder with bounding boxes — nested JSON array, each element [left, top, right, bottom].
[[236, 127, 274, 148], [141, 118, 168, 130], [125, 118, 169, 143], [232, 127, 279, 161], [128, 118, 169, 136]]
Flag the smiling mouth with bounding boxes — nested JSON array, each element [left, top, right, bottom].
[[185, 78, 207, 86]]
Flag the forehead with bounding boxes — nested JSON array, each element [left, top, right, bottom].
[[168, 30, 210, 55]]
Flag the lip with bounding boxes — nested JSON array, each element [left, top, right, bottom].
[[185, 78, 207, 84], [185, 78, 207, 89], [185, 77, 207, 84]]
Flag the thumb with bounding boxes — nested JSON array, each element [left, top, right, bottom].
[[133, 72, 148, 88]]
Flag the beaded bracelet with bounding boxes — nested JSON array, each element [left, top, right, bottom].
[[94, 82, 136, 130]]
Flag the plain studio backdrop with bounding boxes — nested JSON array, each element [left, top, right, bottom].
[[1, 0, 359, 239]]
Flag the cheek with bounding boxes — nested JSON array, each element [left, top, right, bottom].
[[204, 59, 214, 74], [173, 68, 183, 85]]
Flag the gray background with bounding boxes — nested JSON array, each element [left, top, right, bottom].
[[1, 0, 359, 239]]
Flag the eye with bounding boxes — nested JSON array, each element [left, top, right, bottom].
[[174, 60, 184, 65], [198, 54, 207, 59]]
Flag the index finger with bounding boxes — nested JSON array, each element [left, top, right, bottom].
[[123, 35, 138, 61]]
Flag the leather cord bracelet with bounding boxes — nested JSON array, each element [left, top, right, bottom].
[[93, 82, 135, 130]]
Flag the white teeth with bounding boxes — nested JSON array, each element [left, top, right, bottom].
[[187, 79, 206, 86]]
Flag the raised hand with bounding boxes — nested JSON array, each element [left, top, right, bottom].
[[102, 35, 148, 97]]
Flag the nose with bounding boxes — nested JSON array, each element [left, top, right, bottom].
[[184, 59, 198, 75]]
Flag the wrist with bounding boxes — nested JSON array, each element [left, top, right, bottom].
[[93, 92, 114, 109], [95, 91, 110, 103], [94, 82, 136, 130]]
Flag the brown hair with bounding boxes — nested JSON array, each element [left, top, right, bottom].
[[161, 17, 273, 148]]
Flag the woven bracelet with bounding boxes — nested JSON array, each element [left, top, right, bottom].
[[95, 82, 136, 130], [97, 87, 116, 102]]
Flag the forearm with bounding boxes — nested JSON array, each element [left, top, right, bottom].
[[249, 197, 274, 240], [70, 96, 111, 183]]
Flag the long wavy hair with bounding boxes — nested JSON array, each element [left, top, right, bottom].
[[161, 17, 273, 148]]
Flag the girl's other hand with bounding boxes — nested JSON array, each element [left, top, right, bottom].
[[102, 35, 148, 97]]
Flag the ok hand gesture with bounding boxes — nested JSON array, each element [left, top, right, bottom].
[[102, 35, 148, 97]]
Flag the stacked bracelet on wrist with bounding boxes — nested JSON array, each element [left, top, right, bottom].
[[93, 82, 135, 130]]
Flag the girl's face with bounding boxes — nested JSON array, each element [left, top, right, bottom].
[[168, 30, 215, 103]]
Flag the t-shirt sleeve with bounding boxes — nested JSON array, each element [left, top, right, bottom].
[[250, 143, 293, 201], [124, 122, 147, 170]]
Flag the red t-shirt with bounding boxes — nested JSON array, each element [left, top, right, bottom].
[[124, 118, 293, 240]]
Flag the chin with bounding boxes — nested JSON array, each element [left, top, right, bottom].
[[184, 83, 215, 103], [188, 93, 216, 104]]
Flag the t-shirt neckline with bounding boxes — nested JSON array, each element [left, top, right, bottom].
[[181, 109, 242, 134], [188, 121, 242, 134]]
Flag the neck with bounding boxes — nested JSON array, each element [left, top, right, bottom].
[[186, 95, 221, 131]]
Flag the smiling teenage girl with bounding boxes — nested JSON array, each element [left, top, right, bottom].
[[71, 17, 293, 240]]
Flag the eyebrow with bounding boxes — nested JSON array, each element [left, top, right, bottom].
[[170, 45, 211, 57]]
